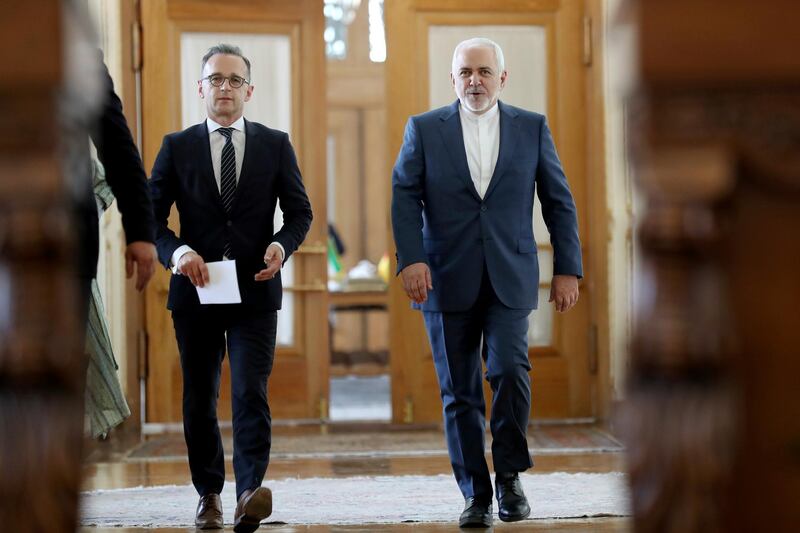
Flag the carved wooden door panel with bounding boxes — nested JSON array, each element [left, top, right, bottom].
[[386, 0, 594, 422], [141, 0, 329, 424]]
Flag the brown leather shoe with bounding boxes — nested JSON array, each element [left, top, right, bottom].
[[233, 486, 272, 533], [195, 493, 223, 529]]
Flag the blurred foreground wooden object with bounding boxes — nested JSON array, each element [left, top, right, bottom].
[[624, 1, 800, 532], [0, 2, 86, 531]]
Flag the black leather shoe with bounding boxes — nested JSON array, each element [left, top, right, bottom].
[[495, 471, 530, 522], [458, 496, 493, 528], [195, 493, 223, 529]]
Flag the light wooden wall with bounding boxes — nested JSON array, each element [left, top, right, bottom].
[[385, 0, 610, 422], [327, 1, 389, 357], [84, 0, 626, 422], [139, 0, 329, 423], [599, 0, 638, 406]]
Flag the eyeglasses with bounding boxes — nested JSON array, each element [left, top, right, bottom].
[[201, 74, 250, 88]]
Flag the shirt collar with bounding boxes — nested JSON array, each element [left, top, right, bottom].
[[207, 116, 245, 133], [459, 101, 500, 123]]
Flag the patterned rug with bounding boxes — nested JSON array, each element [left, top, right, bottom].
[[81, 472, 630, 527], [126, 425, 623, 461]]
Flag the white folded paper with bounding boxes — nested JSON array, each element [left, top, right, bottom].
[[195, 260, 241, 304]]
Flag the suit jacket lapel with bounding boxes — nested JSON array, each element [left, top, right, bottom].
[[194, 121, 227, 214], [483, 101, 519, 201], [439, 101, 482, 202]]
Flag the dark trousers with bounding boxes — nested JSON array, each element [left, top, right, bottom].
[[423, 267, 533, 501], [172, 306, 277, 500]]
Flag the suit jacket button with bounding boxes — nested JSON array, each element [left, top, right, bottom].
[[480, 205, 487, 212], [226, 220, 233, 227]]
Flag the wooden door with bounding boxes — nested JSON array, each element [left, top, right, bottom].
[[386, 0, 594, 422], [141, 0, 328, 423]]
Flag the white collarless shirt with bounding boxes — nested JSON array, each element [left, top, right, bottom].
[[458, 102, 500, 199], [207, 116, 246, 190]]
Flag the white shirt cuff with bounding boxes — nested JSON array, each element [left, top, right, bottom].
[[270, 241, 285, 262], [170, 245, 194, 274]]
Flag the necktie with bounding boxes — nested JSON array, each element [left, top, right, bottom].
[[218, 127, 236, 258]]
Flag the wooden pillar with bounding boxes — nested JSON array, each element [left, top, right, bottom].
[[622, 1, 800, 532], [0, 2, 88, 531]]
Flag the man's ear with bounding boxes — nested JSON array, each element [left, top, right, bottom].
[[499, 70, 508, 90], [198, 80, 205, 99], [244, 84, 254, 102]]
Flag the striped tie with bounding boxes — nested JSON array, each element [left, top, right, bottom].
[[218, 127, 236, 258]]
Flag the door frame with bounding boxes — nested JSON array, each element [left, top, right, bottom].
[[385, 0, 610, 423], [140, 0, 329, 424]]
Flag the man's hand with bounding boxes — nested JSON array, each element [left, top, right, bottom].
[[125, 241, 157, 291], [400, 262, 433, 304], [549, 274, 579, 313], [255, 243, 283, 282], [177, 251, 209, 288]]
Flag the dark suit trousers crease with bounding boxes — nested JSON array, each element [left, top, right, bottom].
[[423, 266, 534, 500], [172, 306, 277, 500]]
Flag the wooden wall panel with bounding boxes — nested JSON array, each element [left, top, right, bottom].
[[329, 109, 364, 353], [327, 1, 390, 366], [364, 107, 390, 353], [0, 2, 88, 530], [386, 0, 597, 423], [622, 1, 800, 531], [142, 0, 328, 422]]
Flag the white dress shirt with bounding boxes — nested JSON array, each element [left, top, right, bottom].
[[458, 102, 500, 199], [207, 116, 246, 192], [170, 116, 284, 270]]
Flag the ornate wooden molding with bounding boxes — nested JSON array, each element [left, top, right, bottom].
[[631, 90, 800, 193], [623, 2, 800, 532], [0, 2, 89, 531]]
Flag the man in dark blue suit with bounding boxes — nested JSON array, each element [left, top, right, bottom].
[[391, 38, 582, 528], [149, 44, 312, 533]]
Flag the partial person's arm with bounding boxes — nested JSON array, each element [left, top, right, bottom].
[[148, 134, 185, 265], [255, 133, 312, 282], [148, 134, 209, 287], [254, 243, 285, 282], [549, 275, 579, 313], [271, 133, 313, 259], [535, 116, 582, 312], [91, 57, 156, 244], [90, 57, 156, 290], [391, 118, 433, 304]]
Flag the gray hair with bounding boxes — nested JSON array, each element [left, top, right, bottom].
[[452, 38, 505, 73], [201, 43, 251, 79]]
